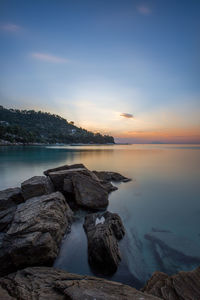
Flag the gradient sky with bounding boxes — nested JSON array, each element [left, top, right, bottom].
[[0, 0, 200, 143]]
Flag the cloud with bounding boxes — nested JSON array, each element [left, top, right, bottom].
[[120, 113, 134, 119], [31, 52, 69, 63], [0, 23, 21, 32], [137, 5, 152, 15]]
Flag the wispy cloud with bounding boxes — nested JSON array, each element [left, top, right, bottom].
[[137, 5, 152, 15], [0, 23, 21, 32], [31, 52, 70, 63], [120, 113, 134, 119]]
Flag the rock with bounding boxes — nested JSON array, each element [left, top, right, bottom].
[[48, 167, 90, 191], [72, 173, 109, 210], [93, 171, 131, 182], [0, 267, 161, 300], [21, 176, 54, 200], [142, 266, 200, 300], [83, 211, 125, 274], [47, 165, 120, 198], [0, 187, 24, 210], [44, 163, 86, 176], [0, 192, 73, 277]]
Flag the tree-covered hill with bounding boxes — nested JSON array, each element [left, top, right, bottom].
[[0, 106, 114, 144]]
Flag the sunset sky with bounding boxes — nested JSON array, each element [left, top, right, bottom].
[[0, 0, 199, 143]]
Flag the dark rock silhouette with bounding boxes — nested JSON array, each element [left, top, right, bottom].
[[84, 211, 125, 274]]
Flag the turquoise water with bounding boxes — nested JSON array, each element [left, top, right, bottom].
[[0, 144, 200, 288]]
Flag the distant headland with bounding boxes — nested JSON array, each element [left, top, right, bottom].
[[0, 106, 114, 145]]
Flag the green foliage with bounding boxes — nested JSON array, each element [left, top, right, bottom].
[[0, 106, 115, 144]]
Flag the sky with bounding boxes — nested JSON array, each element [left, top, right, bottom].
[[0, 0, 199, 144]]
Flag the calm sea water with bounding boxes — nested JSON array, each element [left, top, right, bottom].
[[0, 144, 200, 288]]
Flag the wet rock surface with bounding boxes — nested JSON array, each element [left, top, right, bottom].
[[142, 266, 200, 300], [21, 175, 54, 200], [0, 192, 73, 276], [0, 267, 162, 300], [84, 211, 125, 274]]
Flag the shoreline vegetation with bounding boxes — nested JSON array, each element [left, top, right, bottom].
[[0, 105, 114, 145], [0, 163, 200, 299]]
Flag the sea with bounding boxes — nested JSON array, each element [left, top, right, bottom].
[[0, 144, 200, 289]]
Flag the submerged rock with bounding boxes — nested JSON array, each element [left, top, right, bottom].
[[0, 192, 73, 276], [21, 176, 54, 200], [142, 266, 200, 300], [145, 231, 200, 262], [84, 211, 125, 274], [0, 267, 161, 300], [93, 171, 131, 182]]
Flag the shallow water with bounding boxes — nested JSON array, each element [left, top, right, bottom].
[[0, 144, 200, 288]]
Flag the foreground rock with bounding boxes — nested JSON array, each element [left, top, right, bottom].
[[0, 192, 73, 276], [48, 167, 98, 191], [45, 164, 129, 191], [84, 211, 125, 274], [142, 266, 200, 300], [0, 267, 161, 300], [48, 167, 110, 210], [21, 176, 54, 200]]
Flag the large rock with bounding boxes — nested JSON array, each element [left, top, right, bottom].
[[0, 187, 24, 210], [84, 211, 125, 274], [142, 266, 200, 300], [48, 166, 100, 190], [0, 192, 73, 276], [0, 267, 161, 300], [47, 164, 118, 195], [93, 171, 131, 182], [48, 167, 90, 191], [21, 176, 54, 200], [72, 173, 109, 210]]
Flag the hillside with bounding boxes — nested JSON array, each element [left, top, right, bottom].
[[0, 106, 114, 144]]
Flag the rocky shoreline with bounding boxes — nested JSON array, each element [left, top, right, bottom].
[[0, 163, 199, 299]]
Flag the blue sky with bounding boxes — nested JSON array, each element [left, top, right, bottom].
[[0, 0, 199, 143]]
